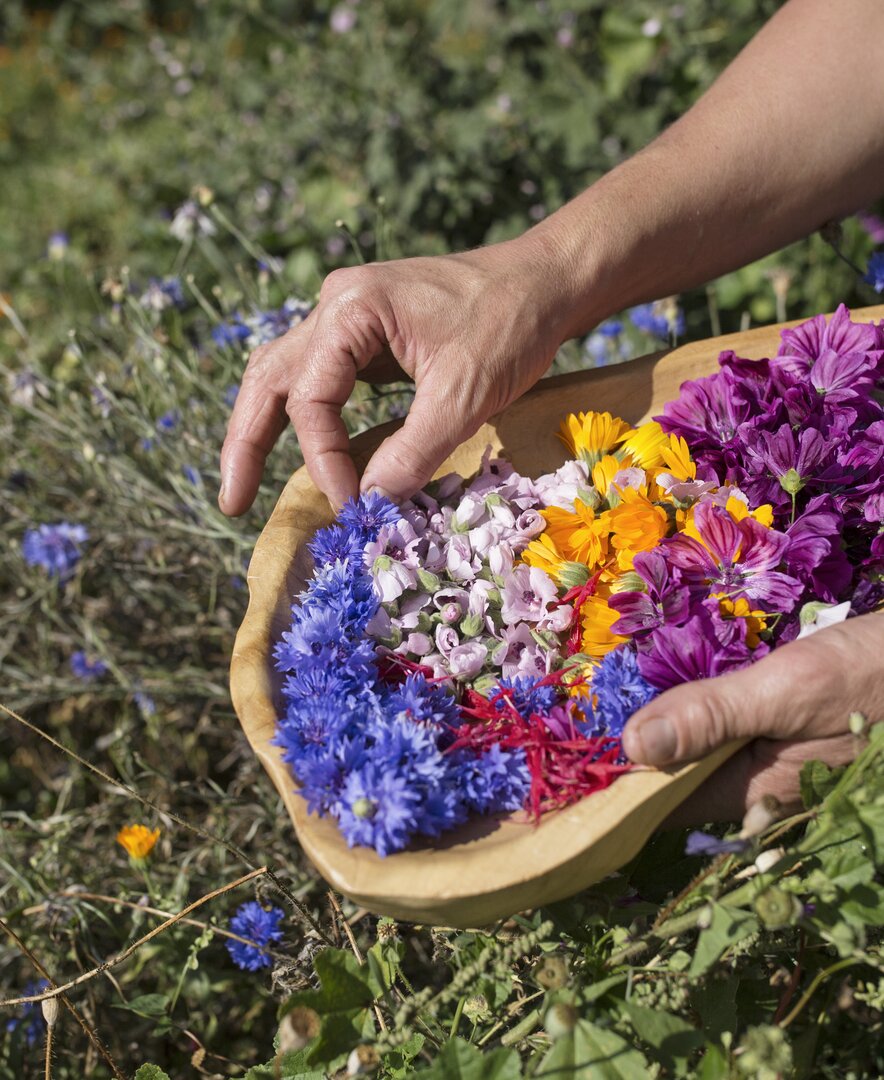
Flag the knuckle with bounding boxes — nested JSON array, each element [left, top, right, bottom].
[[320, 266, 366, 300]]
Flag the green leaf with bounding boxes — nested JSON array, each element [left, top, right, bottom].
[[134, 1068, 171, 1080], [279, 948, 382, 1066], [800, 758, 842, 808], [383, 1033, 426, 1080], [689, 903, 758, 978], [618, 1001, 704, 1070], [691, 977, 737, 1040], [412, 1038, 521, 1080], [537, 1019, 650, 1080], [243, 1049, 324, 1080], [696, 1044, 731, 1080], [114, 994, 169, 1019]]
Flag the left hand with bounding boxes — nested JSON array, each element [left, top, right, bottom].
[[621, 611, 883, 825]]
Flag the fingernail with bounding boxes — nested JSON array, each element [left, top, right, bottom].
[[218, 478, 227, 508], [624, 715, 676, 765], [362, 483, 394, 501]]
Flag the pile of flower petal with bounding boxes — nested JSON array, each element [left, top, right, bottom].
[[273, 304, 883, 856]]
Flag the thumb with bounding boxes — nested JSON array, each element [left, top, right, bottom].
[[621, 632, 844, 767], [359, 373, 482, 502]]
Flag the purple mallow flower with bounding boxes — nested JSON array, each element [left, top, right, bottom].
[[226, 901, 284, 971], [23, 523, 89, 580]]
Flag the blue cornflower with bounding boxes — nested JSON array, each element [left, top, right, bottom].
[[47, 232, 69, 260], [22, 523, 89, 579], [224, 384, 240, 407], [212, 320, 250, 348], [140, 437, 156, 452], [226, 901, 285, 971], [366, 715, 447, 783], [134, 691, 156, 717], [597, 318, 624, 337], [338, 492, 401, 540], [294, 733, 370, 815], [685, 830, 750, 858], [864, 251, 884, 293], [302, 560, 377, 634], [629, 303, 685, 340], [336, 764, 422, 856], [5, 980, 50, 1045], [586, 647, 658, 743], [182, 465, 201, 485], [585, 332, 610, 365], [308, 523, 366, 567], [495, 676, 559, 719], [139, 276, 186, 312], [385, 672, 461, 729], [414, 786, 468, 837], [276, 696, 359, 763], [455, 745, 531, 814], [91, 385, 112, 417], [156, 410, 181, 433], [70, 651, 108, 681]]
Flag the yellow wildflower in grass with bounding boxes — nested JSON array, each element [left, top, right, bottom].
[[539, 501, 609, 571], [559, 410, 634, 464], [599, 488, 670, 572], [116, 824, 160, 861], [619, 420, 670, 470], [716, 595, 769, 648], [580, 594, 627, 657]]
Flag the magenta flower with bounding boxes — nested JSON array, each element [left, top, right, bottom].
[[776, 303, 878, 371], [608, 548, 693, 637], [665, 501, 803, 612], [637, 605, 760, 690]]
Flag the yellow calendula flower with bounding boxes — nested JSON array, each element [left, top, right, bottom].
[[559, 410, 634, 463], [619, 420, 670, 470], [540, 501, 609, 570], [658, 433, 697, 483], [599, 488, 670, 571], [116, 824, 160, 861], [716, 595, 768, 648], [591, 455, 624, 499], [724, 495, 774, 528], [580, 595, 627, 657]]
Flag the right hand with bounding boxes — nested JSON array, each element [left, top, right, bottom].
[[218, 235, 575, 515]]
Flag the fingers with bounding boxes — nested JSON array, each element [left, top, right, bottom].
[[219, 340, 294, 516], [358, 370, 479, 503], [621, 624, 864, 767]]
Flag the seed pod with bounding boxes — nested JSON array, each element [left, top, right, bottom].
[[544, 1002, 578, 1040], [347, 1045, 380, 1076], [740, 794, 782, 839], [41, 996, 59, 1029], [755, 887, 802, 930], [534, 954, 570, 990], [463, 994, 490, 1023], [278, 1005, 321, 1052]]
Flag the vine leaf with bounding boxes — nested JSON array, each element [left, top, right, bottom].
[[688, 903, 757, 978], [413, 1038, 522, 1079], [537, 1018, 649, 1079]]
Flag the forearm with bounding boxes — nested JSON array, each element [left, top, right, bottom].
[[527, 0, 884, 338]]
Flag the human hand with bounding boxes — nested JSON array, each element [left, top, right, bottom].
[[621, 612, 883, 825], [218, 235, 576, 515]]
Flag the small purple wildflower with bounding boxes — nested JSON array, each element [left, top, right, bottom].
[[135, 691, 156, 717], [22, 523, 89, 580], [224, 384, 240, 407], [863, 251, 884, 293], [685, 830, 750, 857], [156, 410, 180, 433], [70, 651, 109, 681], [182, 465, 201, 485], [630, 302, 685, 340], [5, 980, 50, 1045], [226, 901, 285, 971]]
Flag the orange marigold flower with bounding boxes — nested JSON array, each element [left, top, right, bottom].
[[599, 488, 670, 571], [540, 501, 609, 570], [116, 824, 160, 861], [559, 410, 634, 463], [580, 595, 627, 657]]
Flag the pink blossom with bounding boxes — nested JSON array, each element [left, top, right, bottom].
[[500, 565, 558, 625], [449, 642, 489, 679], [402, 632, 433, 656], [435, 624, 459, 656]]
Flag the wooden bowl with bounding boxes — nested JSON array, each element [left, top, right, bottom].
[[230, 307, 884, 928]]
